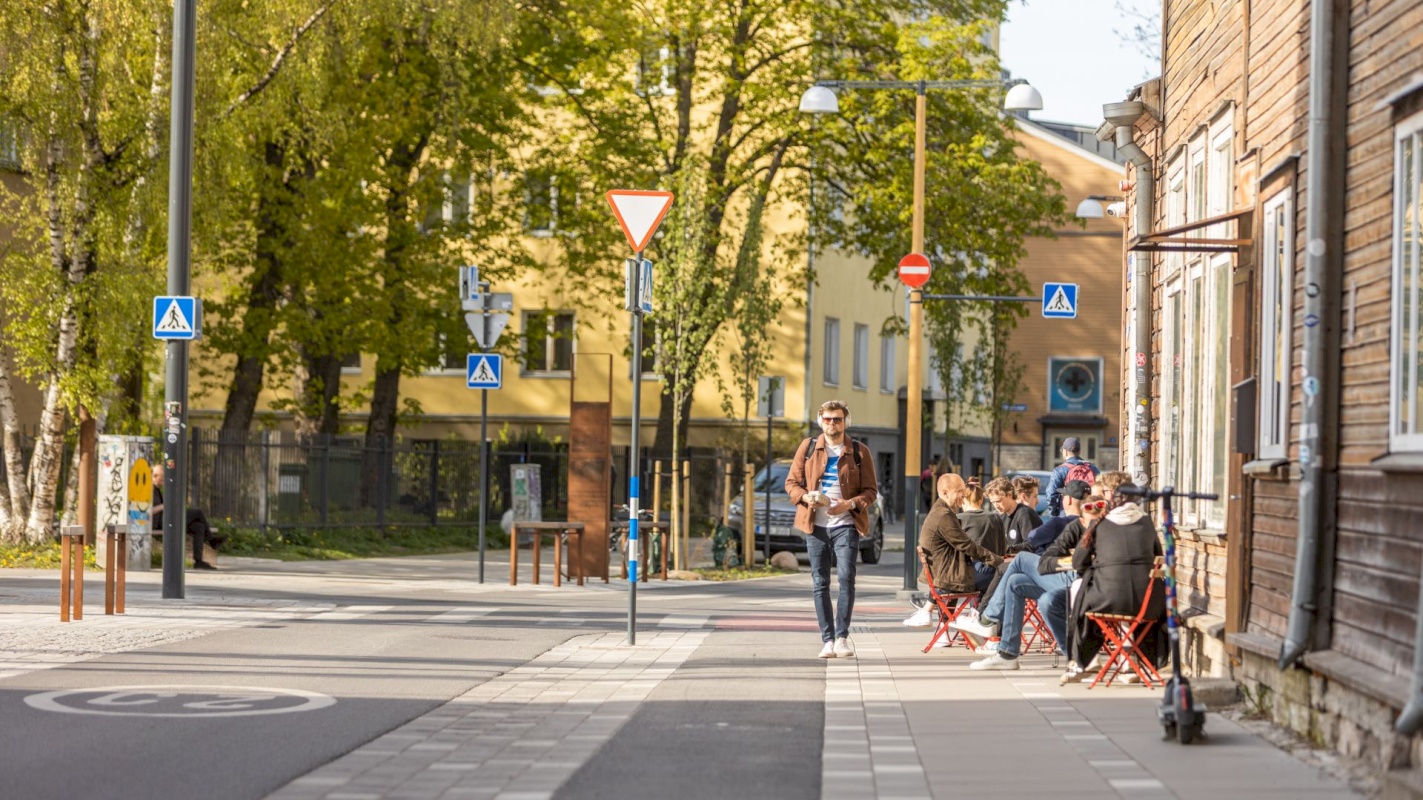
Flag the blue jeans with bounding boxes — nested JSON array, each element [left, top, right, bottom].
[[1039, 586, 1071, 652], [982, 553, 1074, 658], [807, 525, 859, 642]]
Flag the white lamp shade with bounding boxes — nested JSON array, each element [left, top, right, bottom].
[[1075, 198, 1105, 219], [1003, 83, 1044, 112], [799, 85, 840, 114]]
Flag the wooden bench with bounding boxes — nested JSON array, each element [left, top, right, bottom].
[[510, 522, 586, 587]]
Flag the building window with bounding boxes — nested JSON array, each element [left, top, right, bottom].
[[823, 317, 840, 386], [1160, 281, 1184, 489], [1391, 112, 1423, 450], [880, 334, 895, 393], [0, 125, 18, 170], [524, 170, 559, 235], [340, 353, 362, 375], [1259, 191, 1293, 459], [635, 45, 674, 97], [852, 324, 869, 390], [524, 311, 574, 374], [429, 333, 468, 374], [630, 319, 661, 379]]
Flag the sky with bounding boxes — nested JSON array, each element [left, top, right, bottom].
[[999, 0, 1160, 128]]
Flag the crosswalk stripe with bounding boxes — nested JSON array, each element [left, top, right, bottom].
[[657, 615, 710, 629], [422, 608, 499, 624], [308, 605, 393, 621]]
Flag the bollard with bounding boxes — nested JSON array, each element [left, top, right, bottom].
[[104, 524, 129, 615], [59, 526, 84, 621], [743, 465, 755, 567]]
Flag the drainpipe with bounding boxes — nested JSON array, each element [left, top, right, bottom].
[[1104, 101, 1153, 484], [1281, 0, 1344, 672]]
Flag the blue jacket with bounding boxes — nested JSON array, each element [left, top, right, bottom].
[[1026, 514, 1078, 554], [1046, 456, 1100, 517]]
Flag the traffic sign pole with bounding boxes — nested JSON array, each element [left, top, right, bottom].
[[479, 386, 488, 584], [161, 0, 196, 601], [606, 189, 675, 646]]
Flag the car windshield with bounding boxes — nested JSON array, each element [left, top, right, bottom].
[[751, 463, 791, 494]]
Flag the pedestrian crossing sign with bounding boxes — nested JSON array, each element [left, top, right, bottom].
[[152, 296, 201, 340], [1041, 283, 1079, 319], [466, 354, 503, 390]]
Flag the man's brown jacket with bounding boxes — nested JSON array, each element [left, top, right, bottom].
[[919, 498, 1001, 592], [784, 434, 877, 535]]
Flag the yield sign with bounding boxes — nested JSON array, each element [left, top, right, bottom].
[[606, 190, 674, 253], [898, 253, 931, 288]]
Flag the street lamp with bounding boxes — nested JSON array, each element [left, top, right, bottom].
[[800, 76, 1042, 593]]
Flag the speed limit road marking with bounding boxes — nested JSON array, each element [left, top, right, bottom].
[[24, 685, 336, 718]]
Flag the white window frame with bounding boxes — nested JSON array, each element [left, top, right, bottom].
[[522, 310, 576, 376], [823, 317, 841, 387], [1390, 111, 1423, 451], [1160, 280, 1185, 489], [427, 333, 469, 375], [634, 45, 675, 97], [524, 170, 559, 237], [879, 333, 895, 394], [852, 323, 869, 390], [1258, 190, 1294, 459], [340, 353, 362, 375]]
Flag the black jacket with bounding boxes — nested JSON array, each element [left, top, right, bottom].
[[1067, 504, 1165, 667], [957, 508, 1007, 556]]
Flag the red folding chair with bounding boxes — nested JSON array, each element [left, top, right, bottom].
[[1022, 598, 1057, 655], [1084, 568, 1164, 688], [921, 563, 980, 653]]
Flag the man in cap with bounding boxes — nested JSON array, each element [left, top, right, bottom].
[[1044, 437, 1099, 518]]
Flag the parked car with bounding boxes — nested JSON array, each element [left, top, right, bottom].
[[728, 459, 886, 564], [1005, 469, 1054, 516]]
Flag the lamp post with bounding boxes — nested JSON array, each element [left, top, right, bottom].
[[800, 77, 1042, 592]]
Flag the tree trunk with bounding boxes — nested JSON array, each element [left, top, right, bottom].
[[361, 366, 401, 506], [652, 390, 693, 459], [0, 350, 31, 542]]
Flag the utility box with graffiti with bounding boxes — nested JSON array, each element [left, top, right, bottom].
[[96, 435, 155, 570], [510, 463, 542, 523]]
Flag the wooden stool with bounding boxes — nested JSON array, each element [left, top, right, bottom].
[[59, 526, 84, 622]]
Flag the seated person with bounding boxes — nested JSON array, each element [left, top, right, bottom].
[[1012, 475, 1041, 517], [151, 463, 222, 571], [1065, 480, 1165, 677], [957, 482, 1006, 594], [950, 482, 1098, 661], [917, 473, 1003, 598], [985, 476, 1042, 552]]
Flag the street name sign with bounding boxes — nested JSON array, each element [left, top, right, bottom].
[[1042, 282, 1079, 319], [466, 354, 503, 390], [898, 253, 931, 288], [153, 296, 201, 340], [606, 190, 674, 253]]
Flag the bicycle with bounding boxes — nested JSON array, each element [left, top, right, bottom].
[[1116, 483, 1219, 744]]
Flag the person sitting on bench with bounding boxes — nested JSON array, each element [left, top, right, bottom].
[[151, 464, 222, 570]]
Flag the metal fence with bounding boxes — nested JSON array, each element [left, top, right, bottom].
[[184, 429, 746, 532]]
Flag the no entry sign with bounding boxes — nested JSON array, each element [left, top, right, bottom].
[[898, 253, 931, 288]]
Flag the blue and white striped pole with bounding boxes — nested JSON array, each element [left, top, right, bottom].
[[627, 250, 643, 645]]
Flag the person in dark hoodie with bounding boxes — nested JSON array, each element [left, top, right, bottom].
[[984, 476, 1042, 552], [1065, 479, 1165, 676]]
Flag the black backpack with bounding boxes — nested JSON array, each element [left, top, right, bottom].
[[801, 436, 863, 468]]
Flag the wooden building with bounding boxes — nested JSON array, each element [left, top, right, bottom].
[[1104, 0, 1423, 774]]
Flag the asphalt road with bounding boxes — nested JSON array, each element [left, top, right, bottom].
[[0, 550, 868, 800]]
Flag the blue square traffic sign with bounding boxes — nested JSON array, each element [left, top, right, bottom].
[[1042, 283, 1079, 319], [466, 354, 503, 390], [153, 296, 201, 340]]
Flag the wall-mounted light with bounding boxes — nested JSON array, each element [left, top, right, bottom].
[[1074, 194, 1126, 220]]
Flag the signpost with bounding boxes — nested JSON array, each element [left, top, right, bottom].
[[1041, 282, 1079, 319], [461, 267, 511, 584], [606, 189, 674, 645], [757, 376, 784, 566]]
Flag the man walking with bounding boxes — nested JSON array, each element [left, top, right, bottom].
[[1044, 437, 1099, 517], [786, 400, 878, 659]]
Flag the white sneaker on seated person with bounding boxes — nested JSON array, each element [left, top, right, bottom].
[[903, 603, 933, 628], [969, 652, 1019, 671], [948, 611, 997, 641]]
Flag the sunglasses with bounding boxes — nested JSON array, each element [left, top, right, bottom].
[[821, 416, 845, 424], [1081, 500, 1107, 513]]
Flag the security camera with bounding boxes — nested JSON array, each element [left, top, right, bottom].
[[1106, 201, 1128, 218]]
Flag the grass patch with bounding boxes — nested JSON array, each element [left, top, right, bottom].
[[0, 541, 100, 570], [692, 565, 797, 582], [175, 526, 508, 563]]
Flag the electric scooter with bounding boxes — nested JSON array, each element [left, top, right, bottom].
[[1117, 483, 1218, 744]]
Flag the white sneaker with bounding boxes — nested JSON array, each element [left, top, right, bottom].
[[1059, 663, 1089, 685], [969, 652, 1020, 671], [978, 639, 1000, 654], [930, 635, 950, 649], [948, 613, 998, 641], [903, 604, 933, 628], [834, 637, 855, 658], [818, 641, 836, 659]]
